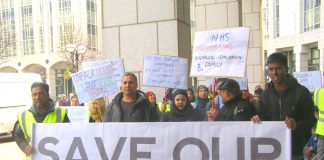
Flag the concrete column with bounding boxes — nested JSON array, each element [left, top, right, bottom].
[[102, 0, 191, 102], [294, 45, 309, 72]]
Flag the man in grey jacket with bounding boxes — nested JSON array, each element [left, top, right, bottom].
[[104, 72, 159, 122]]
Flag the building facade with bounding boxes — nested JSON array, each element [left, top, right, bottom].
[[102, 0, 263, 101], [0, 0, 102, 98], [263, 0, 323, 83]]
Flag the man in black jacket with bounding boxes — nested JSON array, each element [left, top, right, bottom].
[[207, 79, 256, 121], [251, 53, 316, 159], [104, 72, 159, 122]]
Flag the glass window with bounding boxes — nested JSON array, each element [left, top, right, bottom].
[[304, 0, 321, 32], [309, 48, 320, 71]]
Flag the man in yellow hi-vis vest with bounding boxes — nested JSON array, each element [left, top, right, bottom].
[[315, 87, 324, 159], [13, 82, 70, 159]]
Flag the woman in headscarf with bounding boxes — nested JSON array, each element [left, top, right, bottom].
[[161, 89, 203, 122]]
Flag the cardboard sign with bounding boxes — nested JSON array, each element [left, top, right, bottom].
[[190, 27, 249, 78], [143, 55, 188, 89]]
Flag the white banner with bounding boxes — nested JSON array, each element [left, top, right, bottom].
[[31, 122, 291, 160], [143, 55, 188, 89], [293, 71, 322, 92], [190, 27, 249, 77], [71, 64, 120, 103]]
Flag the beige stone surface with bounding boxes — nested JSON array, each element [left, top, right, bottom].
[[158, 20, 179, 55], [247, 48, 261, 65], [247, 65, 254, 82], [217, 0, 237, 3], [120, 23, 158, 71], [244, 13, 260, 30], [103, 27, 120, 59], [248, 31, 253, 48], [228, 2, 239, 27], [242, 0, 252, 13], [103, 0, 137, 27], [253, 65, 262, 82], [206, 3, 228, 29], [195, 0, 215, 5], [195, 6, 206, 31], [138, 0, 175, 23], [252, 30, 261, 47], [252, 0, 261, 12]]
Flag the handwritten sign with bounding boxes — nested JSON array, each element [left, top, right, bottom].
[[293, 71, 322, 92], [72, 64, 120, 103], [190, 27, 249, 77], [143, 55, 188, 89], [82, 59, 125, 87]]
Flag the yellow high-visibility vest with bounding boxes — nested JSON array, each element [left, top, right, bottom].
[[17, 107, 67, 144], [315, 88, 324, 136], [157, 102, 171, 112]]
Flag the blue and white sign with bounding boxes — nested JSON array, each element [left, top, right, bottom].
[[143, 55, 188, 89], [293, 71, 322, 92]]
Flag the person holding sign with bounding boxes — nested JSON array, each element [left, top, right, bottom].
[[161, 89, 203, 122], [251, 53, 316, 159], [103, 73, 159, 122], [207, 79, 256, 121], [14, 82, 70, 159]]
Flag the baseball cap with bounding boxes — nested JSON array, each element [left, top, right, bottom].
[[217, 79, 240, 90]]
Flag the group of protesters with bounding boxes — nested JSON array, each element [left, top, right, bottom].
[[14, 52, 321, 160]]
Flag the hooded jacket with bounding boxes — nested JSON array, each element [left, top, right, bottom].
[[104, 90, 159, 122], [258, 74, 316, 157]]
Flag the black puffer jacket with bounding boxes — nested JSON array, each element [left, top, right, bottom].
[[258, 74, 316, 158], [104, 91, 159, 122], [214, 96, 256, 121]]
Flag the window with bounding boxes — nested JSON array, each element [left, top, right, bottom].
[[282, 51, 295, 74], [309, 48, 320, 70], [0, 0, 16, 57], [87, 0, 97, 51], [304, 0, 321, 32]]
